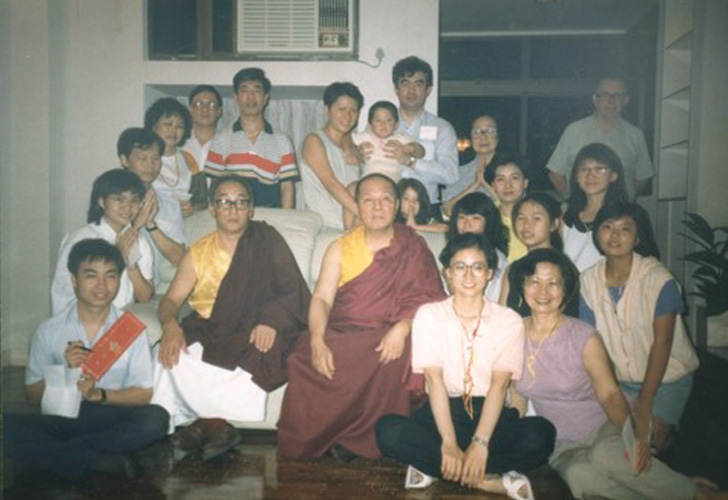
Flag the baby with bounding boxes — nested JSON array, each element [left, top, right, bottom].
[[352, 100, 424, 182]]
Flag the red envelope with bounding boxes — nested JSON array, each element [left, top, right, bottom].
[[82, 311, 145, 381]]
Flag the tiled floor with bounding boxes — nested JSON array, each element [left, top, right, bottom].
[[3, 349, 727, 499]]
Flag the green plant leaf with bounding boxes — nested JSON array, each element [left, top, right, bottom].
[[693, 267, 718, 278], [682, 251, 725, 269], [678, 232, 712, 251], [683, 213, 715, 246]]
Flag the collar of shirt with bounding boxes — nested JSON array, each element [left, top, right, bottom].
[[97, 217, 121, 238], [233, 119, 274, 134], [65, 302, 121, 349]]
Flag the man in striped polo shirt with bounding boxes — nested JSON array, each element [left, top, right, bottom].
[[204, 68, 299, 208]]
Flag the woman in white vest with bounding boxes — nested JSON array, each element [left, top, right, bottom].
[[579, 202, 699, 455]]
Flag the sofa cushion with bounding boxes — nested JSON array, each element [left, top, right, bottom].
[[159, 208, 322, 293]]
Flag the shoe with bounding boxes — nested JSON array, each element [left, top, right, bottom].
[[502, 471, 534, 500], [200, 421, 242, 462], [170, 419, 209, 460], [404, 465, 438, 489]]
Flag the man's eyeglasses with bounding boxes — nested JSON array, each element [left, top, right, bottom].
[[192, 101, 220, 109], [595, 91, 627, 101], [214, 198, 250, 211], [471, 127, 498, 138], [450, 261, 489, 277]]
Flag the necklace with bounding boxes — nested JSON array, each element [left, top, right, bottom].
[[453, 301, 484, 419], [524, 316, 561, 387], [160, 152, 181, 188]]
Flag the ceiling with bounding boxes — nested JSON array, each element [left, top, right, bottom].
[[440, 0, 659, 38]]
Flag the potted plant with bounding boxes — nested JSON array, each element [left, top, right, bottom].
[[680, 212, 728, 347]]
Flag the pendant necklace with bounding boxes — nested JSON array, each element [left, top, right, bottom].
[[453, 301, 484, 419], [525, 316, 561, 387]]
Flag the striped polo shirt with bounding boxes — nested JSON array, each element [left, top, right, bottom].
[[205, 120, 299, 207]]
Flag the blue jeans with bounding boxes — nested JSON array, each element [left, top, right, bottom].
[[3, 402, 169, 480], [375, 397, 555, 478]]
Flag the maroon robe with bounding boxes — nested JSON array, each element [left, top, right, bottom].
[[277, 224, 446, 458], [182, 220, 311, 392]]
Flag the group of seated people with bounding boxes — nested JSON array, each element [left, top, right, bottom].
[[4, 54, 725, 500]]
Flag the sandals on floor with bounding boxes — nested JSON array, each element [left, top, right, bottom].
[[404, 465, 438, 489], [502, 471, 535, 500]]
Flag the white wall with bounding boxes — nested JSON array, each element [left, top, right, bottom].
[[1, 0, 439, 365], [691, 0, 728, 227]]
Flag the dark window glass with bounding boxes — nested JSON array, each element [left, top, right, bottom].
[[212, 0, 234, 53], [148, 0, 197, 58], [530, 37, 623, 79], [440, 40, 521, 80]]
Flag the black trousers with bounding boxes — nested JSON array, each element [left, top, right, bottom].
[[3, 402, 169, 480], [376, 397, 555, 478]]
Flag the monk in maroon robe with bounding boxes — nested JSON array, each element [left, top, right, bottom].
[[277, 174, 445, 459]]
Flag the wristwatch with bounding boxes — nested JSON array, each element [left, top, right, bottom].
[[97, 388, 107, 404]]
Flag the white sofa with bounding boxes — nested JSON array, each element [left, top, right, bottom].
[[127, 207, 446, 430]]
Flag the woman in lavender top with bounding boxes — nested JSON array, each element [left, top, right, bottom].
[[510, 248, 721, 500]]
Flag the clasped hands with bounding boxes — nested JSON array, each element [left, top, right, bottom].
[[441, 438, 489, 487]]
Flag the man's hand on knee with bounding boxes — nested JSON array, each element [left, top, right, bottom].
[[311, 338, 335, 380], [375, 322, 409, 364], [159, 321, 187, 369], [250, 324, 277, 353]]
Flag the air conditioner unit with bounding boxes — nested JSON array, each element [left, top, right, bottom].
[[237, 0, 357, 59]]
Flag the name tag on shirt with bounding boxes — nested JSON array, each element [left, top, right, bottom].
[[419, 126, 438, 142]]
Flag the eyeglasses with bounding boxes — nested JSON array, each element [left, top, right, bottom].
[[595, 91, 627, 101], [450, 261, 488, 277], [471, 127, 498, 138], [214, 198, 250, 211], [577, 165, 610, 176], [192, 100, 220, 109]]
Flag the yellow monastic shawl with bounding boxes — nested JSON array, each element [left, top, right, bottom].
[[503, 214, 528, 263], [338, 225, 373, 287], [188, 231, 232, 319]]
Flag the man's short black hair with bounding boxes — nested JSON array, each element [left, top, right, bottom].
[[116, 127, 164, 158], [439, 233, 498, 273], [323, 82, 364, 110], [209, 175, 255, 206], [189, 84, 223, 108], [87, 169, 146, 224], [67, 238, 126, 277], [233, 67, 271, 94], [354, 173, 399, 202], [144, 98, 193, 147], [392, 56, 434, 87]]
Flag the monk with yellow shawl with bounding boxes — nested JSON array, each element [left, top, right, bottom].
[[152, 176, 310, 462], [278, 174, 445, 459]]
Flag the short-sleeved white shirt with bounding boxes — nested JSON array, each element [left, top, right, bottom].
[[51, 219, 154, 315], [412, 296, 524, 397], [25, 304, 153, 391]]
